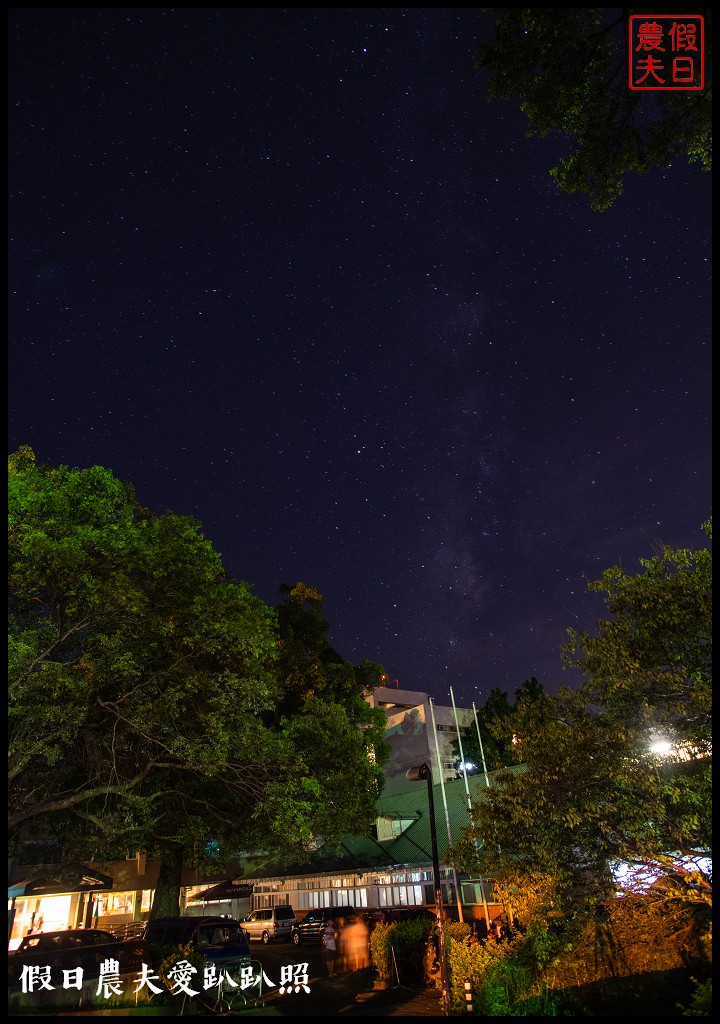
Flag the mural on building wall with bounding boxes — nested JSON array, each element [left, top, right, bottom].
[[382, 705, 435, 795]]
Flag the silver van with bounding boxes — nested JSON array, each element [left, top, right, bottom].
[[242, 906, 297, 944]]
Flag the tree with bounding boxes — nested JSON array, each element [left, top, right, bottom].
[[475, 9, 712, 210], [451, 521, 712, 917], [563, 523, 712, 754], [452, 678, 545, 773], [143, 580, 389, 912], [8, 450, 389, 911], [271, 581, 385, 718], [264, 581, 390, 865], [9, 449, 276, 850]]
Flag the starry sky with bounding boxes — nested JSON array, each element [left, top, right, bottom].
[[8, 8, 712, 710]]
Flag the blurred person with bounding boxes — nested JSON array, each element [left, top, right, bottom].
[[472, 915, 489, 944], [322, 918, 338, 977], [342, 915, 370, 972]]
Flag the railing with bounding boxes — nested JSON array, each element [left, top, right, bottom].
[[108, 921, 146, 942], [179, 958, 265, 1015]]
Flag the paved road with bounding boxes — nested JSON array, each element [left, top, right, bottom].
[[243, 935, 325, 1001], [233, 942, 442, 1015], [49, 936, 443, 1017], [237, 939, 443, 1017]]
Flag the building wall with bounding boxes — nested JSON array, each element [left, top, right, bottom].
[[247, 866, 498, 921], [367, 686, 476, 794]]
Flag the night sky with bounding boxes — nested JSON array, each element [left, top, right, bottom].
[[8, 8, 712, 710]]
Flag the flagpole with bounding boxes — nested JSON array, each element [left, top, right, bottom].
[[451, 688, 491, 929], [472, 702, 491, 789], [429, 697, 464, 922]]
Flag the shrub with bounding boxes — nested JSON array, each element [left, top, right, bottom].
[[155, 941, 209, 1004], [369, 923, 395, 983], [444, 920, 472, 944], [369, 919, 435, 987], [393, 919, 437, 987], [446, 932, 518, 1014], [679, 977, 712, 1017]]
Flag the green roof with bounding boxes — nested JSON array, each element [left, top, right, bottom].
[[239, 768, 522, 880]]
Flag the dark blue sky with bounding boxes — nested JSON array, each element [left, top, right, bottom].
[[8, 8, 712, 708]]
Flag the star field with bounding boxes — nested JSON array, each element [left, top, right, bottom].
[[8, 8, 712, 707]]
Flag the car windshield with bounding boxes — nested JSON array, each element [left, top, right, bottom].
[[207, 925, 245, 943]]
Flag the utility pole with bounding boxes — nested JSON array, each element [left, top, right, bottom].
[[406, 763, 451, 1016]]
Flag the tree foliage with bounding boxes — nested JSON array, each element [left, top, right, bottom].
[[265, 581, 390, 860], [475, 8, 712, 210], [451, 522, 712, 917], [563, 522, 712, 752], [8, 450, 388, 889], [271, 581, 385, 719], [452, 678, 545, 773]]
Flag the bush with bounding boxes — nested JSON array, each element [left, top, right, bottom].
[[679, 977, 712, 1016], [444, 929, 573, 1015], [443, 897, 712, 1016], [154, 942, 210, 1007], [446, 932, 515, 1014], [369, 923, 395, 983], [369, 919, 436, 987], [444, 920, 472, 944]]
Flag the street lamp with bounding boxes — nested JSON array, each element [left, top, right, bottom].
[[406, 763, 451, 1016]]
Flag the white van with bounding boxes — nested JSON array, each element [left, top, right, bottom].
[[242, 906, 297, 944]]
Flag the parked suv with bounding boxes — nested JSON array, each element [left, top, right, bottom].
[[291, 906, 356, 946], [142, 916, 250, 964], [242, 906, 297, 944]]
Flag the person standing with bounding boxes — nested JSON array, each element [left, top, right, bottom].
[[342, 915, 370, 972], [323, 918, 338, 977], [473, 915, 489, 944]]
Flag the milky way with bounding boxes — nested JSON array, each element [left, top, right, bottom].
[[8, 8, 712, 707]]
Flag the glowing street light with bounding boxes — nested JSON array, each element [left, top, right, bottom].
[[405, 762, 450, 1016], [649, 739, 673, 756]]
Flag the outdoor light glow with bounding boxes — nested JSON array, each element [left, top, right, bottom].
[[649, 739, 673, 756], [612, 853, 712, 893]]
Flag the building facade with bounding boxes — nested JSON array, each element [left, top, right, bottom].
[[364, 684, 478, 794]]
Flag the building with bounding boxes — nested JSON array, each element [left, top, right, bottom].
[[232, 769, 501, 924], [7, 849, 253, 948], [365, 684, 478, 795]]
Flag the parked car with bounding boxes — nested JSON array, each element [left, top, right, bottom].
[[12, 928, 121, 953], [241, 906, 297, 944], [291, 906, 357, 946], [142, 916, 250, 965], [8, 928, 151, 985]]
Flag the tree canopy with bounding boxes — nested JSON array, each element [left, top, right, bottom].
[[475, 8, 712, 210], [8, 448, 388, 894], [451, 678, 545, 774], [451, 521, 712, 918]]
